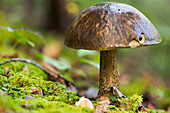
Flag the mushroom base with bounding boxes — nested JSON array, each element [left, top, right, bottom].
[[97, 49, 120, 101]]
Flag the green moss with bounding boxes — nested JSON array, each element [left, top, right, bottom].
[[0, 59, 167, 113], [0, 95, 92, 113], [108, 94, 143, 113], [0, 59, 93, 113], [120, 94, 142, 111], [0, 95, 29, 113], [145, 108, 167, 113]]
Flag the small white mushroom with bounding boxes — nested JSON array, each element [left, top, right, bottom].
[[75, 97, 94, 109]]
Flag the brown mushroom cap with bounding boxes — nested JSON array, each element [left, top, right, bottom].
[[65, 3, 162, 50]]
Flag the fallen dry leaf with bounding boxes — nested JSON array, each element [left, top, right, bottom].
[[30, 87, 38, 94], [4, 67, 9, 75]]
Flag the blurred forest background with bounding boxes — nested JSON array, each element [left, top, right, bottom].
[[0, 0, 169, 111]]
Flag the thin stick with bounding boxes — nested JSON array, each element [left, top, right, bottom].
[[0, 58, 75, 87], [7, 77, 21, 94]]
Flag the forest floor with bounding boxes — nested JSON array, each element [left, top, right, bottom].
[[0, 57, 168, 113]]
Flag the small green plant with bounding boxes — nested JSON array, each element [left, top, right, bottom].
[[108, 94, 143, 112], [120, 95, 142, 111]]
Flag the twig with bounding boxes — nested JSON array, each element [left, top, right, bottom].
[[109, 87, 125, 98], [7, 77, 21, 94], [0, 58, 76, 90], [0, 58, 51, 76]]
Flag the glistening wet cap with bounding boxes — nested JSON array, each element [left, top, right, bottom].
[[65, 3, 162, 50]]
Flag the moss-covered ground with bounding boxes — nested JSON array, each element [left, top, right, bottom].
[[0, 58, 167, 113], [0, 58, 92, 113]]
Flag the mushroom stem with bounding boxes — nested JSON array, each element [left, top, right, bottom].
[[97, 49, 119, 100]]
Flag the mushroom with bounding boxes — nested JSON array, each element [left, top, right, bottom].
[[65, 2, 162, 111], [75, 97, 94, 109]]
